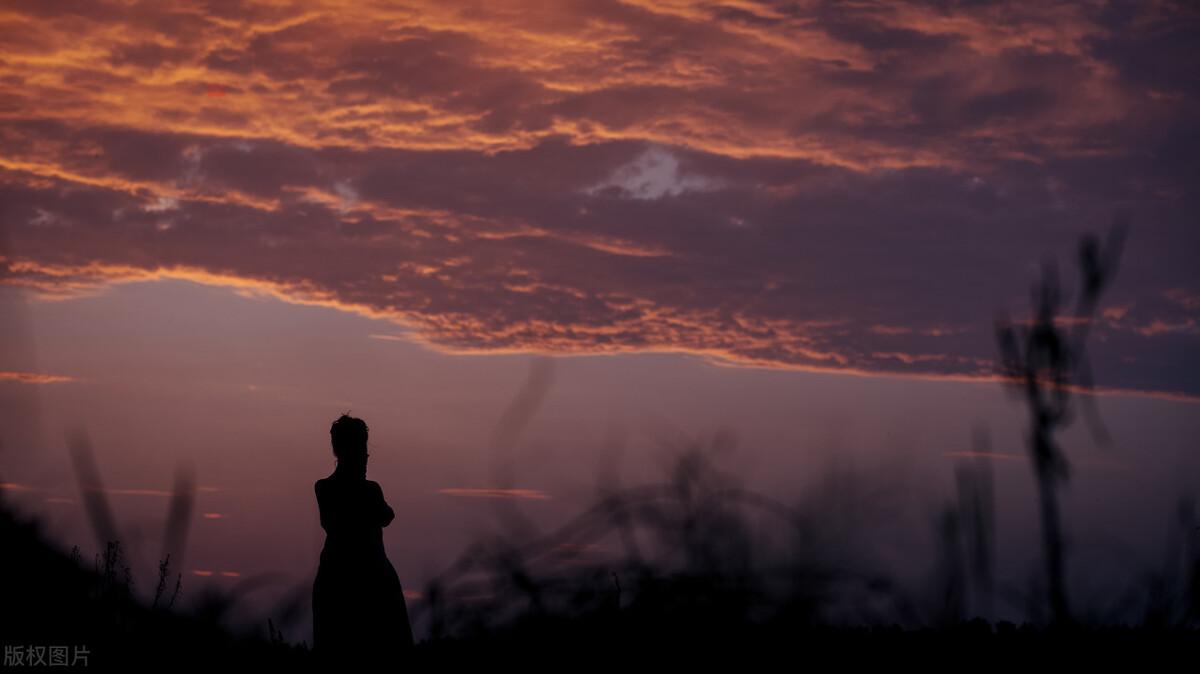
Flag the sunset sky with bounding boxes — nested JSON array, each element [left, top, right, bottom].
[[1, 0, 1198, 636]]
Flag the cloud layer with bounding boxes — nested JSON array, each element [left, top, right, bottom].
[[1, 0, 1198, 396]]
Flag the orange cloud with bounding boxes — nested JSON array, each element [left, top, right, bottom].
[[0, 0, 1195, 400], [0, 371, 76, 384], [0, 0, 1139, 174], [0, 482, 38, 492]]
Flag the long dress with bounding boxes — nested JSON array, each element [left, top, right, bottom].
[[313, 472, 414, 665]]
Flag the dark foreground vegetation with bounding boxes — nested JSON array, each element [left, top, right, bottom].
[[2, 225, 1197, 669], [2, 484, 1197, 670]]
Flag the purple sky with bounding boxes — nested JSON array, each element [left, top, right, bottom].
[[1, 0, 1198, 637]]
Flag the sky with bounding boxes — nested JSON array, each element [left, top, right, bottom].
[[1, 0, 1198, 636]]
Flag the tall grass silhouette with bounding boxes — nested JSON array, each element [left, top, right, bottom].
[[995, 221, 1125, 625]]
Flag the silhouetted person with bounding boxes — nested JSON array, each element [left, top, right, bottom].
[[313, 414, 414, 666]]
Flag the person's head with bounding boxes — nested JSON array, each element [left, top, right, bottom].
[[330, 413, 369, 475]]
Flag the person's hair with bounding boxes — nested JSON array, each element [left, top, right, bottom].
[[330, 413, 369, 458]]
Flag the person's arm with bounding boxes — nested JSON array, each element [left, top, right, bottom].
[[370, 481, 395, 527], [315, 480, 329, 531]]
